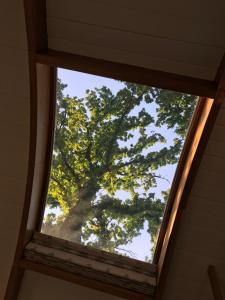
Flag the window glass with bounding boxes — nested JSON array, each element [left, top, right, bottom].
[[41, 68, 198, 262]]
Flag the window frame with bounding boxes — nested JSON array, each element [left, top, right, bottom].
[[22, 61, 213, 300], [5, 1, 224, 299], [39, 64, 210, 259]]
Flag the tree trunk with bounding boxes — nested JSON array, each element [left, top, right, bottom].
[[59, 184, 98, 243]]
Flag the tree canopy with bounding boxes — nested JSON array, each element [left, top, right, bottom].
[[42, 77, 197, 260]]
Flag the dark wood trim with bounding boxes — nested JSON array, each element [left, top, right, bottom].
[[23, 0, 48, 52], [154, 97, 213, 273], [36, 67, 57, 231], [154, 98, 213, 298], [26, 64, 57, 231], [155, 98, 214, 299], [4, 1, 49, 299], [19, 259, 154, 300], [36, 49, 216, 98], [174, 68, 225, 214], [215, 52, 225, 85], [175, 65, 225, 212], [3, 267, 25, 300], [153, 96, 208, 264], [208, 265, 224, 300], [32, 232, 157, 276], [4, 54, 38, 300], [155, 73, 225, 299]]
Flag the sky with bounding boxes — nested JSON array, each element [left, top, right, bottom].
[[43, 68, 182, 262]]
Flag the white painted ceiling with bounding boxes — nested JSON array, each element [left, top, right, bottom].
[[47, 0, 225, 80]]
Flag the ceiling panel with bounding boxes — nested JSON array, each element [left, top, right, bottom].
[[47, 0, 225, 48], [47, 0, 225, 80]]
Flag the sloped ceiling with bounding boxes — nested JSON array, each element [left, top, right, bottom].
[[0, 0, 225, 299], [0, 0, 29, 298], [47, 0, 225, 80]]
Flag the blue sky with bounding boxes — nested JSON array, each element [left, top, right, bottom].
[[44, 68, 180, 261]]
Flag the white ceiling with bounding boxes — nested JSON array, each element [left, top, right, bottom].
[[47, 0, 225, 80]]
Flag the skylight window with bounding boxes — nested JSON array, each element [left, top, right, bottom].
[[41, 68, 198, 262]]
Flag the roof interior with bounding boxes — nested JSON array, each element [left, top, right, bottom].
[[0, 0, 225, 299], [47, 0, 225, 80]]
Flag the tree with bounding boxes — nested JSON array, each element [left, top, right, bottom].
[[42, 79, 197, 257]]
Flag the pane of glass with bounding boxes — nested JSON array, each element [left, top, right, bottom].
[[41, 68, 198, 262]]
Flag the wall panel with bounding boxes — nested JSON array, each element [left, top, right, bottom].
[[47, 0, 225, 80], [0, 1, 30, 298]]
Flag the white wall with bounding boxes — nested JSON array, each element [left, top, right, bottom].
[[0, 1, 30, 298]]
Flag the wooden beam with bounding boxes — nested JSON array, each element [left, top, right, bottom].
[[32, 232, 157, 276], [23, 0, 48, 52], [215, 52, 225, 85], [208, 265, 224, 300], [4, 1, 51, 299], [36, 49, 216, 98]]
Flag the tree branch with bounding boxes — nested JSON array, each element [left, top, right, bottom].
[[51, 176, 67, 193], [115, 247, 137, 258], [57, 145, 81, 187], [109, 156, 146, 171], [85, 127, 94, 170], [103, 90, 148, 169]]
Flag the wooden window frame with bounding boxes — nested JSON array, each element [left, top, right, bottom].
[[23, 232, 157, 299], [4, 1, 225, 299]]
